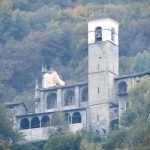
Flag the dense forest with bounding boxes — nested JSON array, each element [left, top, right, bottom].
[[0, 0, 150, 107]]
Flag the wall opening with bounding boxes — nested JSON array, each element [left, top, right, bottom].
[[118, 81, 127, 93], [20, 118, 30, 130], [95, 26, 102, 42], [64, 90, 75, 106], [110, 119, 119, 130], [81, 87, 88, 102], [31, 117, 40, 128], [65, 113, 71, 124], [41, 116, 50, 127], [72, 112, 81, 124], [47, 93, 57, 109]]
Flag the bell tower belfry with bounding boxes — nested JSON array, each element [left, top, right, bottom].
[[88, 18, 119, 133]]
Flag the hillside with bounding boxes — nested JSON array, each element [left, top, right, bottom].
[[0, 0, 150, 106]]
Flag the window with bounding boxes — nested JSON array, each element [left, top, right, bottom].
[[47, 93, 57, 109], [110, 119, 119, 130], [118, 81, 127, 94], [81, 87, 88, 102], [111, 27, 115, 42], [95, 27, 102, 42], [126, 102, 129, 108], [20, 118, 30, 130], [72, 112, 81, 124], [41, 116, 50, 127], [31, 117, 40, 128], [97, 114, 99, 121], [64, 90, 75, 106], [65, 113, 71, 124]]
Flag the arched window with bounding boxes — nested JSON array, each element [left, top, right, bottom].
[[81, 87, 88, 102], [95, 26, 102, 42], [31, 117, 40, 128], [65, 113, 71, 124], [110, 119, 119, 130], [20, 118, 30, 130], [47, 93, 57, 109], [64, 90, 75, 106], [118, 81, 127, 93], [41, 116, 50, 127], [72, 112, 81, 124], [111, 27, 115, 42]]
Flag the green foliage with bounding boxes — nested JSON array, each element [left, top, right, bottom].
[[129, 76, 150, 121], [48, 112, 69, 136], [120, 51, 150, 75], [120, 108, 138, 127], [126, 122, 150, 150], [44, 133, 81, 150], [11, 140, 46, 150], [80, 139, 104, 150], [103, 128, 128, 150], [105, 77, 150, 150], [0, 142, 9, 150], [80, 129, 101, 143], [0, 0, 150, 104], [0, 104, 21, 143], [105, 121, 150, 150]]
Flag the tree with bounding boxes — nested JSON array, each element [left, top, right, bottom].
[[48, 112, 69, 135], [126, 122, 150, 150], [0, 104, 21, 143], [120, 108, 138, 127], [80, 140, 103, 150], [44, 133, 81, 150], [11, 140, 46, 150], [103, 128, 128, 150], [129, 76, 150, 122]]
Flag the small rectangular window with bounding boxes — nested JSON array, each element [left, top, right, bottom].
[[98, 88, 99, 93], [97, 114, 99, 121], [126, 102, 129, 108]]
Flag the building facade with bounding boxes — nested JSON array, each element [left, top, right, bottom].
[[10, 18, 150, 141]]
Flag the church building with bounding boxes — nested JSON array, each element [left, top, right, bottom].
[[7, 18, 150, 141]]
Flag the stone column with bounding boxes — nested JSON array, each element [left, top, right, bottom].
[[57, 88, 62, 111], [75, 86, 80, 108]]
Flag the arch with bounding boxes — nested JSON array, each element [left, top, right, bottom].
[[118, 81, 127, 93], [81, 87, 88, 102], [111, 27, 115, 42], [31, 117, 40, 128], [64, 90, 75, 106], [110, 119, 119, 130], [41, 116, 50, 127], [65, 113, 71, 124], [95, 26, 102, 42], [20, 118, 30, 130], [47, 93, 57, 109], [72, 112, 81, 124]]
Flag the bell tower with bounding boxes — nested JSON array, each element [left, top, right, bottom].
[[88, 18, 119, 133]]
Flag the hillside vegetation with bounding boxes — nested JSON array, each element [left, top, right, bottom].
[[0, 0, 150, 105]]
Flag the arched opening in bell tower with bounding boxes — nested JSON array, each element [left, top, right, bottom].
[[95, 26, 102, 42]]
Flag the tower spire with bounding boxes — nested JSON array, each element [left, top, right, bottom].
[[34, 79, 40, 113], [34, 79, 40, 99]]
